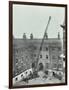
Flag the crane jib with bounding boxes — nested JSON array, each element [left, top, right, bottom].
[[34, 16, 51, 71]]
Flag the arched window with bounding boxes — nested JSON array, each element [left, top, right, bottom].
[[39, 63, 43, 71]]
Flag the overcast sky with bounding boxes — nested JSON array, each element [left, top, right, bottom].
[[13, 4, 65, 39]]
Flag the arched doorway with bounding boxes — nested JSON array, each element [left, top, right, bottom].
[[38, 63, 44, 71]]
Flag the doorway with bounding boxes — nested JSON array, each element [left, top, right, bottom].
[[38, 63, 44, 71]]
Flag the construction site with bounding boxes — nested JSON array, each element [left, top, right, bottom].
[[13, 17, 65, 86]]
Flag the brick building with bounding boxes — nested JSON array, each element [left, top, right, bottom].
[[13, 33, 63, 78]]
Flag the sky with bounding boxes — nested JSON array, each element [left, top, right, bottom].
[[13, 4, 65, 39]]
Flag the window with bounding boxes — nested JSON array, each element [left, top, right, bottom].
[[21, 74, 23, 77], [40, 55, 42, 58], [25, 72, 27, 74], [46, 47, 48, 51], [16, 59, 18, 63], [32, 62, 35, 68], [39, 63, 43, 70], [46, 55, 48, 59], [15, 77, 18, 81]]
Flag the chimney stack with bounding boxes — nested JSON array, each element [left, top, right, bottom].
[[30, 33, 33, 39]]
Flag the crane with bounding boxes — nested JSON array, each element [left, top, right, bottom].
[[32, 16, 51, 76]]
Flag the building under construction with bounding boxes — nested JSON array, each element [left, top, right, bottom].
[[13, 17, 65, 85]]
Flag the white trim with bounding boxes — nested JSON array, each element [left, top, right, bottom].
[[13, 68, 33, 84]]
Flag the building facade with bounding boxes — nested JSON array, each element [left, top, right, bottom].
[[13, 34, 63, 78]]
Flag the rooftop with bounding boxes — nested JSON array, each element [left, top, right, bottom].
[[13, 38, 62, 48]]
